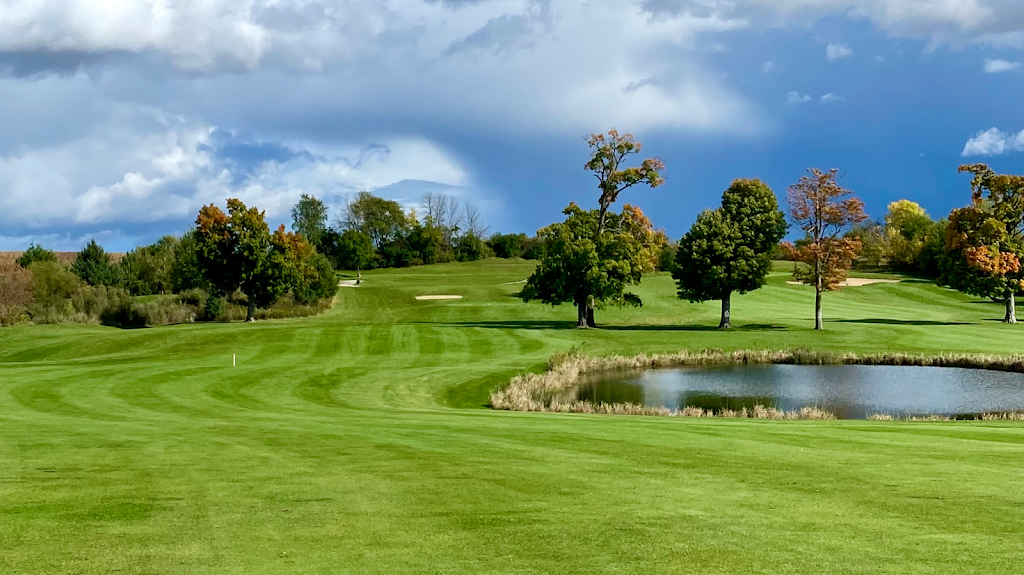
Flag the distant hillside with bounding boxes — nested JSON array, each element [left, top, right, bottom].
[[0, 251, 126, 266]]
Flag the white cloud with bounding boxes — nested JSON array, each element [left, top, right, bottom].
[[0, 0, 770, 242], [984, 58, 1021, 72], [0, 104, 473, 233], [6, 1, 1024, 78], [762, 60, 776, 74], [826, 42, 854, 60], [787, 91, 812, 104], [641, 1, 1024, 47], [962, 127, 1024, 156], [875, 55, 887, 62], [0, 1, 760, 136], [820, 93, 845, 103]]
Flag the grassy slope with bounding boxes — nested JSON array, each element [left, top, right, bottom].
[[2, 259, 1024, 574]]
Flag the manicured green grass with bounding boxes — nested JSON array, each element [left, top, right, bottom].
[[3, 259, 1024, 574]]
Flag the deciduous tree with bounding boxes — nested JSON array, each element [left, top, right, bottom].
[[291, 194, 329, 249], [582, 129, 665, 326], [334, 229, 375, 282], [521, 203, 659, 328], [883, 200, 936, 271], [292, 252, 338, 305], [195, 199, 284, 322], [170, 230, 206, 293], [117, 236, 178, 295], [339, 191, 409, 249], [940, 164, 1024, 323], [674, 178, 788, 328], [787, 168, 867, 330], [488, 233, 525, 259]]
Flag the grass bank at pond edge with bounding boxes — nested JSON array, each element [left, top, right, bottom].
[[490, 348, 1024, 419]]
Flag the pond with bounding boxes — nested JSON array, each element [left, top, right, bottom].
[[566, 365, 1024, 419]]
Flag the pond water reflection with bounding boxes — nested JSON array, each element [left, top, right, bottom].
[[567, 365, 1024, 419]]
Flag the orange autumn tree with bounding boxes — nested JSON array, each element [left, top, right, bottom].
[[787, 168, 867, 330], [940, 164, 1024, 323]]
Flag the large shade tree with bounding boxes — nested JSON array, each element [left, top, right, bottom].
[[940, 164, 1024, 323], [581, 129, 665, 326], [673, 178, 788, 329], [195, 199, 307, 322], [521, 203, 660, 328], [339, 191, 409, 249], [787, 168, 867, 330]]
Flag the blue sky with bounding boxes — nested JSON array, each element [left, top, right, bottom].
[[1, 0, 1023, 251]]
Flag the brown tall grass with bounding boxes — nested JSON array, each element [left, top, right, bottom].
[[0, 251, 125, 267], [490, 348, 1024, 420]]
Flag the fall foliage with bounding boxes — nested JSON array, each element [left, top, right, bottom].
[[787, 168, 867, 330], [0, 260, 33, 326], [940, 164, 1024, 323], [195, 199, 335, 322]]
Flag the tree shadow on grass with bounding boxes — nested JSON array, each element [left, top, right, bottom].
[[603, 323, 787, 332], [423, 320, 787, 332], [832, 318, 974, 326]]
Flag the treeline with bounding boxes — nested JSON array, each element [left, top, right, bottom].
[[0, 189, 562, 329], [774, 198, 947, 277], [291, 190, 548, 273], [0, 199, 338, 327], [520, 130, 1024, 330], [6, 129, 1019, 331]]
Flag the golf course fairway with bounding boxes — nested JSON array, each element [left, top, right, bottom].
[[3, 259, 1024, 574]]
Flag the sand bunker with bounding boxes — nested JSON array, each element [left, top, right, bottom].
[[338, 280, 361, 288], [786, 278, 901, 288], [415, 295, 464, 300]]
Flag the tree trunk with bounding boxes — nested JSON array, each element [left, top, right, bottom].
[[719, 292, 732, 329], [586, 300, 596, 328], [1005, 294, 1017, 324], [246, 298, 256, 323], [577, 300, 589, 329], [814, 284, 823, 331]]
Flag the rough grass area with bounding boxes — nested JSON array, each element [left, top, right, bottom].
[[490, 348, 1024, 418], [4, 259, 1024, 574], [0, 250, 125, 266]]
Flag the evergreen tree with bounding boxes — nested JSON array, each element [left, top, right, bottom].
[[71, 240, 118, 287]]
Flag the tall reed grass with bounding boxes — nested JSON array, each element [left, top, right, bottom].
[[490, 348, 1024, 420]]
